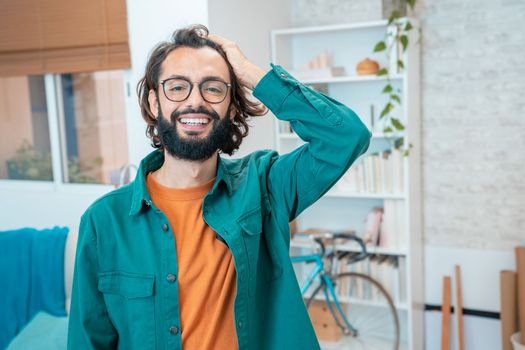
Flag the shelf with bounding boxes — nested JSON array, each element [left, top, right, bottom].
[[304, 290, 408, 310], [290, 238, 407, 256], [278, 132, 404, 140], [273, 17, 422, 350], [272, 19, 400, 36], [324, 190, 406, 200], [371, 131, 405, 139], [300, 74, 403, 85]]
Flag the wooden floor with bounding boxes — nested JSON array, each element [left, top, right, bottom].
[[320, 337, 408, 350]]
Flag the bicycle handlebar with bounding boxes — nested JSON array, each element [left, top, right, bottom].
[[308, 232, 368, 264]]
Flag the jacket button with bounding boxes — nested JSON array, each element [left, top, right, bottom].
[[162, 224, 169, 232], [166, 274, 177, 283], [280, 72, 287, 78], [238, 320, 244, 328], [169, 326, 179, 335]]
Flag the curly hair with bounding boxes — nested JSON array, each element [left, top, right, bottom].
[[136, 24, 267, 155]]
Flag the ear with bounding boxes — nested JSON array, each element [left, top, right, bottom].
[[229, 103, 236, 120], [148, 89, 159, 118]]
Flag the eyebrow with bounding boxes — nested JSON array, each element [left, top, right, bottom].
[[163, 74, 229, 83]]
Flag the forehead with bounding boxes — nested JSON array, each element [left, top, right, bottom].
[[160, 46, 230, 81]]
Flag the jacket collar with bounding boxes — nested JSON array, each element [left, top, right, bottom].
[[128, 150, 233, 216]]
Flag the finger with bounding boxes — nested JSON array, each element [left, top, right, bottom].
[[208, 34, 235, 48], [207, 34, 226, 45]]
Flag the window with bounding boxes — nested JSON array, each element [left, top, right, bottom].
[[0, 70, 129, 185], [0, 76, 53, 181]]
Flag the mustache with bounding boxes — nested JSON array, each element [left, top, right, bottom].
[[170, 106, 220, 121]]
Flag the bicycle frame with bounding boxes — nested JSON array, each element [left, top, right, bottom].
[[290, 251, 358, 335], [290, 253, 323, 295]]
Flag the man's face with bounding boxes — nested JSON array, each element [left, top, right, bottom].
[[148, 46, 235, 161]]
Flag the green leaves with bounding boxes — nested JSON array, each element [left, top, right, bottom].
[[374, 41, 386, 52], [388, 10, 401, 25], [400, 35, 408, 51], [373, 0, 417, 157], [391, 118, 405, 131], [380, 102, 394, 119], [382, 84, 393, 93], [391, 94, 401, 104], [377, 68, 388, 76]]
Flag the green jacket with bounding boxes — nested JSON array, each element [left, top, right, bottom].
[[68, 64, 371, 350]]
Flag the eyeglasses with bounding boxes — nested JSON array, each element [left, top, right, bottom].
[[159, 77, 232, 104]]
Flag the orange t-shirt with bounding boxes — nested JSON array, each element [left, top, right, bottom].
[[147, 173, 238, 349]]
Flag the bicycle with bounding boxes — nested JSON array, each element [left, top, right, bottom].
[[290, 232, 401, 350]]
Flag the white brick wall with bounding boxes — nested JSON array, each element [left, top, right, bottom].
[[420, 0, 525, 250], [292, 0, 525, 250], [292, 0, 383, 26]]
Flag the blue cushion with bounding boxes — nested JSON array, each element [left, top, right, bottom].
[[7, 312, 68, 350]]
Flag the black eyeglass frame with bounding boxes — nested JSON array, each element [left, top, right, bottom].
[[159, 77, 232, 104]]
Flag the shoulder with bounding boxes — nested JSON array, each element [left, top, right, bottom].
[[81, 184, 134, 223], [221, 149, 280, 175]]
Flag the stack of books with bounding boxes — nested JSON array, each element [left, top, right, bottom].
[[337, 151, 405, 194]]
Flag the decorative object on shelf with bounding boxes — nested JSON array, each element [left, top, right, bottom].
[[374, 0, 417, 155], [356, 58, 380, 76], [291, 51, 346, 80], [300, 50, 333, 70], [382, 0, 408, 19], [363, 207, 383, 246]]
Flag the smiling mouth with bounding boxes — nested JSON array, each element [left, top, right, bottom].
[[177, 114, 212, 124], [176, 114, 213, 132]]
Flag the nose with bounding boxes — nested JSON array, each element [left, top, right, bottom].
[[184, 83, 207, 107]]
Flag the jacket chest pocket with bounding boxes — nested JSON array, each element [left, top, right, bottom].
[[237, 207, 283, 296], [98, 271, 156, 349]]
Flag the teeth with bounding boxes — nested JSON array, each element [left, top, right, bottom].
[[179, 118, 210, 125]]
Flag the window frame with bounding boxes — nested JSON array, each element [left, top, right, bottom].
[[0, 73, 121, 192]]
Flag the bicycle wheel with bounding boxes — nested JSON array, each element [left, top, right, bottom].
[[306, 272, 400, 350]]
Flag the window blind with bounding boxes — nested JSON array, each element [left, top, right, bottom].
[[0, 0, 131, 76]]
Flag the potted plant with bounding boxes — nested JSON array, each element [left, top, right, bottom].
[[6, 140, 53, 180]]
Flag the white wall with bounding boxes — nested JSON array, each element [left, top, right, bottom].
[[0, 1, 209, 233], [125, 0, 209, 165], [207, 0, 293, 157]]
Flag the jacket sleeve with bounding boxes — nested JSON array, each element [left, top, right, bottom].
[[67, 212, 117, 349], [253, 64, 372, 232]]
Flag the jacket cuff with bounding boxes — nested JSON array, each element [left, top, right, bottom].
[[252, 64, 298, 114]]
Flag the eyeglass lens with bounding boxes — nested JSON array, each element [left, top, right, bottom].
[[163, 79, 228, 103]]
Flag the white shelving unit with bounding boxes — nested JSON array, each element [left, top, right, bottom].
[[271, 19, 423, 350]]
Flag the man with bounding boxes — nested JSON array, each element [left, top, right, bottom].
[[68, 25, 371, 350]]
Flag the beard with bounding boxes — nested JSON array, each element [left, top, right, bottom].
[[156, 104, 233, 161]]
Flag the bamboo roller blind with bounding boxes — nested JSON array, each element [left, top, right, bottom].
[[0, 0, 131, 76]]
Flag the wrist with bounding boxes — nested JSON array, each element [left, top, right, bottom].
[[245, 65, 266, 90]]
